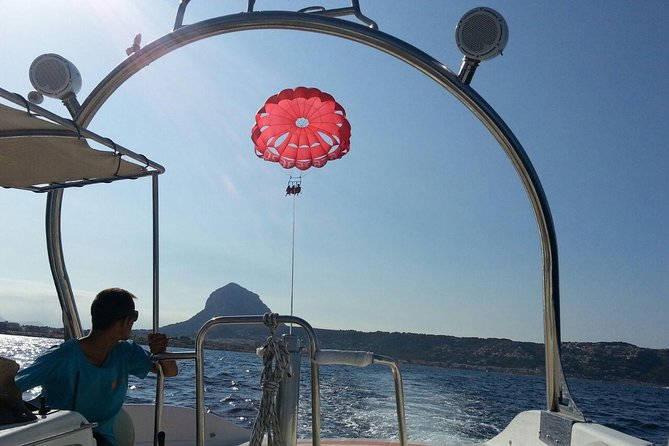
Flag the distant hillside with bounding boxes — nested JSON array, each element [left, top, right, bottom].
[[132, 283, 669, 386], [562, 342, 669, 384], [303, 329, 669, 385]]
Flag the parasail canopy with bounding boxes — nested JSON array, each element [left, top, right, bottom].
[[252, 87, 351, 170]]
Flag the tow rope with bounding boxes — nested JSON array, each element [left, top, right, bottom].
[[250, 313, 291, 446]]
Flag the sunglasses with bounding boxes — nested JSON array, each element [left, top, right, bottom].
[[128, 310, 139, 322]]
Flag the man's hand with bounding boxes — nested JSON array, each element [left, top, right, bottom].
[[148, 333, 169, 354], [147, 333, 178, 377]]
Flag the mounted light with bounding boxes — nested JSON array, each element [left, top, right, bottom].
[[29, 53, 82, 100], [455, 7, 509, 85]]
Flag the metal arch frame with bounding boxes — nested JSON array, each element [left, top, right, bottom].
[[68, 10, 575, 416]]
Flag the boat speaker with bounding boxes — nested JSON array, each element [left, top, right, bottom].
[[455, 7, 508, 61], [29, 53, 82, 99], [27, 90, 44, 104]]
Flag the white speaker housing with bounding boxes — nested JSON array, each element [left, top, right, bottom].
[[455, 7, 508, 61], [29, 53, 82, 99]]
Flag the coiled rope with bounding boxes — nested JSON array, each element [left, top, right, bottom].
[[250, 313, 291, 446]]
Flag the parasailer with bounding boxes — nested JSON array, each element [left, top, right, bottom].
[[285, 176, 302, 196], [251, 87, 351, 171]]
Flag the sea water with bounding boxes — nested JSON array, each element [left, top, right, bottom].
[[2, 334, 667, 445]]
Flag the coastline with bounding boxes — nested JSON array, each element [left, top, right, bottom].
[[3, 329, 667, 387]]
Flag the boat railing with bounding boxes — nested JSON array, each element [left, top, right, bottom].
[[150, 314, 320, 446], [150, 314, 408, 446], [313, 349, 408, 446]]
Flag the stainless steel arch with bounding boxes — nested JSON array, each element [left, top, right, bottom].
[[73, 10, 575, 416]]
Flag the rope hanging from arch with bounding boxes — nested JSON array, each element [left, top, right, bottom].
[[249, 313, 291, 446]]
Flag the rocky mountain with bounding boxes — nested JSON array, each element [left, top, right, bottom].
[[158, 283, 273, 341]]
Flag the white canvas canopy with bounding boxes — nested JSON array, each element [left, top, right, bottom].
[[0, 98, 163, 192]]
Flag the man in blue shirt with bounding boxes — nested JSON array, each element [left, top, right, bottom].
[[15, 288, 178, 446]]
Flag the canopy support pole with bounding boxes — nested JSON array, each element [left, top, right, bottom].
[[46, 189, 82, 340], [45, 97, 83, 340], [150, 173, 167, 446], [152, 173, 160, 333]]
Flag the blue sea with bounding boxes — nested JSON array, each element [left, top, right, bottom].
[[2, 334, 667, 445]]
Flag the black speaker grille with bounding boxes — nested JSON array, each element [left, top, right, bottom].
[[461, 12, 498, 53], [33, 58, 69, 94]]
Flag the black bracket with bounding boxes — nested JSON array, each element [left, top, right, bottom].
[[540, 411, 577, 446], [175, 1, 378, 30]]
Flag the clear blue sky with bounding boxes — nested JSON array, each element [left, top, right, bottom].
[[0, 1, 667, 348]]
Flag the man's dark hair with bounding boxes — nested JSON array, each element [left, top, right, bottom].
[[91, 288, 137, 330]]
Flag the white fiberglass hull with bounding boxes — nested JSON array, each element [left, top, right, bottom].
[[125, 406, 653, 446], [0, 404, 653, 446]]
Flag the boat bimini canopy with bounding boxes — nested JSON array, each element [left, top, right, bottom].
[[0, 88, 164, 192]]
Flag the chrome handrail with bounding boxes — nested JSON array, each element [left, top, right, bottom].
[[151, 318, 409, 446], [193, 315, 320, 446], [372, 355, 408, 446], [151, 328, 409, 446], [314, 350, 408, 446], [150, 351, 197, 446], [153, 363, 165, 446]]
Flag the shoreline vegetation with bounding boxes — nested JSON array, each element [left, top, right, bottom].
[[2, 322, 667, 386]]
